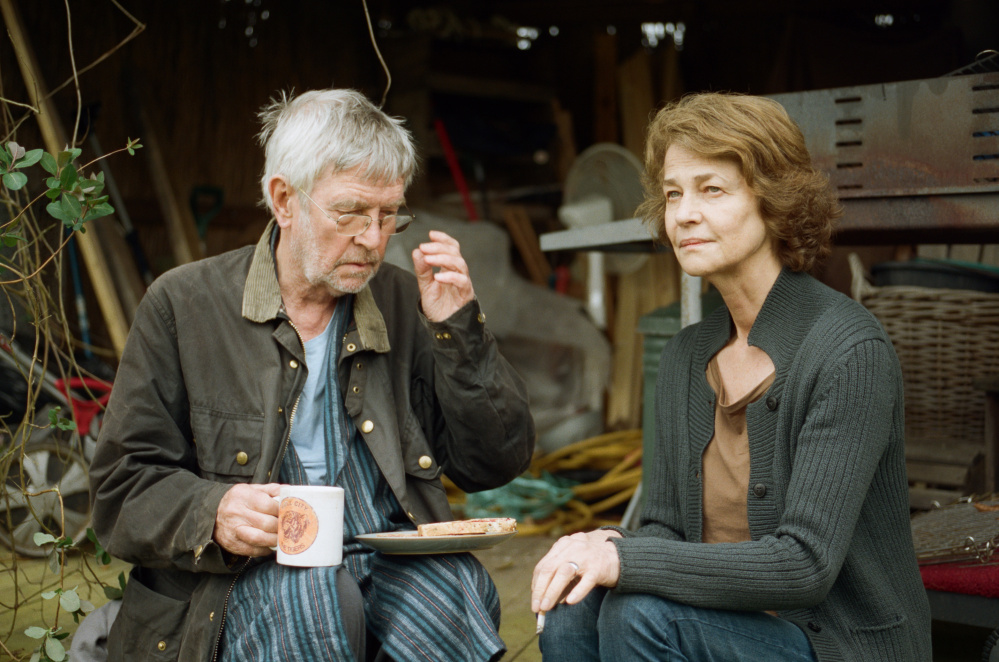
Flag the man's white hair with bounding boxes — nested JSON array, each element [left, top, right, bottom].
[[257, 88, 418, 210]]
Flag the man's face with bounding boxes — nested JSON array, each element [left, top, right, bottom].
[[285, 167, 406, 296]]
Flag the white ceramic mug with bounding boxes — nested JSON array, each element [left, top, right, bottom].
[[271, 485, 344, 567]]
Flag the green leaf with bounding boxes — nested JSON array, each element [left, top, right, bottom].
[[80, 599, 95, 614], [0, 146, 11, 167], [59, 589, 81, 612], [41, 590, 58, 600], [83, 202, 114, 222], [33, 532, 58, 547], [40, 152, 57, 174], [59, 163, 78, 190], [45, 635, 66, 662], [3, 171, 27, 190], [24, 626, 47, 639], [103, 585, 122, 600], [46, 199, 71, 223], [15, 148, 44, 168], [29, 650, 40, 662], [1, 232, 24, 248], [56, 148, 81, 169], [46, 406, 76, 431], [118, 571, 127, 591]]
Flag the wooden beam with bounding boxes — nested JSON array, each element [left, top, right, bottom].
[[136, 103, 203, 266], [1, 0, 130, 357], [503, 205, 552, 287], [617, 48, 654, 160], [593, 32, 618, 144]]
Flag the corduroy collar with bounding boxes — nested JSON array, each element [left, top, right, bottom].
[[241, 220, 391, 353]]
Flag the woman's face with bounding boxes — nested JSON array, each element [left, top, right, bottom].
[[661, 144, 779, 282]]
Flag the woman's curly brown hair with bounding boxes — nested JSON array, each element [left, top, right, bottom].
[[636, 92, 841, 273]]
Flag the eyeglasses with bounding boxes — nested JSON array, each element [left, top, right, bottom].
[[298, 189, 414, 236]]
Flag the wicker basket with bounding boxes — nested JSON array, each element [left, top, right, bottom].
[[849, 253, 999, 445]]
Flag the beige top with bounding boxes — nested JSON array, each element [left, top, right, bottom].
[[702, 356, 775, 544]]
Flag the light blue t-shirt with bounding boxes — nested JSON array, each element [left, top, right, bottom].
[[290, 317, 334, 485]]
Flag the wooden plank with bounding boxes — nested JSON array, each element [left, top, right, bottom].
[[909, 486, 964, 510], [981, 244, 999, 268], [906, 461, 972, 487], [0, 0, 130, 357], [606, 270, 639, 428], [949, 244, 983, 263], [617, 48, 654, 160], [502, 205, 551, 287], [593, 32, 618, 144], [917, 244, 949, 260], [551, 99, 577, 185], [135, 103, 203, 266]]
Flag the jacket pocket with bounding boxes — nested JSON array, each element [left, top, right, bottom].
[[107, 568, 189, 660], [399, 409, 443, 483], [190, 406, 265, 479]]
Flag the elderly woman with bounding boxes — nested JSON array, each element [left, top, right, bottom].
[[531, 92, 931, 661]]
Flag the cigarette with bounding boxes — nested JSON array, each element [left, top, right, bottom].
[[536, 611, 546, 634]]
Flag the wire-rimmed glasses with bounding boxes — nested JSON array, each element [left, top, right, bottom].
[[298, 189, 414, 236]]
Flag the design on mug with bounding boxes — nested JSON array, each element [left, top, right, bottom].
[[279, 497, 319, 555]]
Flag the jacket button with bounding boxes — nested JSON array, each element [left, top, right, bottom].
[[478, 313, 486, 323], [209, 611, 215, 621], [807, 621, 821, 632], [435, 333, 443, 340], [753, 483, 767, 498], [346, 343, 357, 352], [766, 396, 778, 411], [289, 359, 299, 369], [236, 451, 249, 465], [277, 406, 283, 414], [157, 641, 167, 651], [361, 420, 374, 433], [194, 544, 204, 557], [356, 362, 363, 370], [352, 386, 361, 394], [442, 332, 451, 339], [419, 455, 432, 469]]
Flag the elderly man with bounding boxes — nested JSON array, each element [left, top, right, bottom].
[[89, 88, 535, 661]]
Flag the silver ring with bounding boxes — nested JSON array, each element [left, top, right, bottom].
[[567, 561, 580, 574]]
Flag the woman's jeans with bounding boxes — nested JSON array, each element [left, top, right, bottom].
[[539, 588, 817, 661]]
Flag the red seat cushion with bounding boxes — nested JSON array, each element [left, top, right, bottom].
[[920, 562, 999, 598]]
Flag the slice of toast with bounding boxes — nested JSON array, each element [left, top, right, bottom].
[[416, 518, 517, 537]]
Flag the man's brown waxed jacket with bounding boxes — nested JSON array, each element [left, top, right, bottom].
[[89, 223, 535, 660]]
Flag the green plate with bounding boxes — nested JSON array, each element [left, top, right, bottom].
[[356, 530, 517, 555]]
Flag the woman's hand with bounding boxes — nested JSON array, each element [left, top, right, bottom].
[[531, 529, 623, 614]]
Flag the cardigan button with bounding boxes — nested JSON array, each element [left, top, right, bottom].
[[361, 420, 374, 433], [157, 641, 167, 651], [766, 396, 778, 411], [753, 483, 767, 498], [419, 455, 433, 469], [236, 451, 249, 465]]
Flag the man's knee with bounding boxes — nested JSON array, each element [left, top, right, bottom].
[[334, 567, 366, 660]]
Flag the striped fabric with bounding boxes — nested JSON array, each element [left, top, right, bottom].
[[221, 295, 504, 661]]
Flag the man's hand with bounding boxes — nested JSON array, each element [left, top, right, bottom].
[[411, 230, 475, 322], [213, 483, 281, 557]]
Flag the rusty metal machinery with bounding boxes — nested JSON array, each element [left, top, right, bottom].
[[770, 71, 999, 244]]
